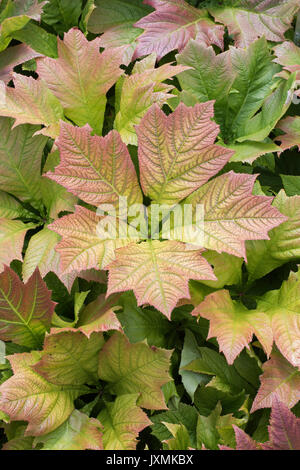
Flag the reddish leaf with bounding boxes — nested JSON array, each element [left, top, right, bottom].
[[134, 0, 224, 60], [0, 267, 55, 348], [251, 352, 300, 412], [46, 122, 142, 207]]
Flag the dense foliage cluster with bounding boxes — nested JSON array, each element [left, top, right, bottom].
[[0, 0, 299, 450]]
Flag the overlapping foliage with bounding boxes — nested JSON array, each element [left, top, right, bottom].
[[0, 0, 299, 451]]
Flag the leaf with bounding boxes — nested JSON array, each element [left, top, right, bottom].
[[151, 403, 198, 448], [23, 228, 60, 283], [114, 55, 188, 145], [98, 331, 172, 409], [35, 410, 103, 450], [237, 74, 295, 143], [275, 116, 300, 151], [262, 398, 300, 450], [251, 352, 300, 412], [75, 293, 122, 337], [177, 38, 280, 144], [0, 43, 42, 83], [200, 251, 243, 289], [2, 436, 35, 450], [0, 74, 64, 138], [281, 175, 300, 196], [88, 0, 153, 51], [0, 220, 33, 272], [254, 271, 300, 368], [48, 205, 133, 274], [42, 149, 77, 219], [136, 101, 234, 204], [246, 191, 300, 281], [183, 346, 255, 396], [0, 117, 47, 205], [0, 191, 29, 220], [221, 425, 259, 450], [227, 140, 281, 164], [163, 422, 191, 450], [179, 330, 211, 401], [0, 351, 88, 436], [98, 394, 151, 450], [192, 290, 273, 365], [42, 0, 84, 33], [36, 28, 124, 135], [46, 122, 143, 207], [0, 267, 55, 349], [274, 40, 300, 80], [185, 171, 286, 259], [0, 0, 46, 51], [107, 240, 216, 318], [134, 0, 224, 61], [12, 21, 58, 58], [22, 228, 81, 291], [116, 291, 171, 347], [33, 331, 104, 385], [209, 0, 300, 48]]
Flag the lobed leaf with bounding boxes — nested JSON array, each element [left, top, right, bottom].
[[46, 121, 143, 207], [37, 28, 124, 135], [48, 205, 134, 274], [0, 267, 55, 349], [33, 331, 105, 385], [137, 101, 233, 204], [98, 394, 151, 450], [251, 352, 300, 412], [209, 0, 300, 48], [0, 74, 64, 138], [107, 240, 216, 318], [0, 352, 88, 436], [114, 54, 188, 145], [246, 191, 300, 281], [34, 410, 103, 450], [98, 331, 172, 409], [134, 0, 224, 60]]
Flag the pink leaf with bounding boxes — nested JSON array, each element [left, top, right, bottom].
[[107, 240, 216, 318], [262, 398, 300, 450], [251, 352, 300, 412], [46, 122, 142, 207], [134, 0, 224, 60], [0, 44, 42, 83], [137, 101, 234, 204]]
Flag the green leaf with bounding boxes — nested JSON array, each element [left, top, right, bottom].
[[246, 190, 300, 282], [0, 118, 47, 206], [0, 351, 88, 436], [98, 394, 151, 450], [179, 330, 211, 401], [33, 330, 105, 385], [98, 331, 172, 409], [34, 410, 103, 450], [0, 191, 30, 219], [177, 37, 279, 143], [116, 292, 172, 348], [0, 0, 46, 52], [88, 0, 153, 50], [12, 20, 58, 58], [42, 0, 83, 34], [281, 174, 300, 196]]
